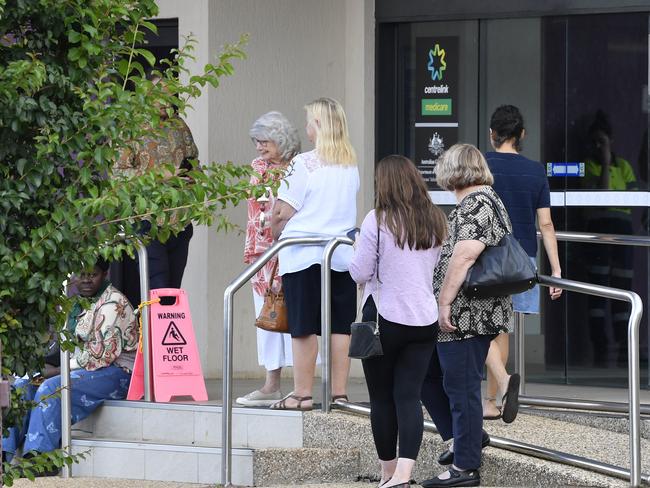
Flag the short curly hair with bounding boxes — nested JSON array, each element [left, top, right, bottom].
[[436, 143, 494, 191], [249, 111, 301, 162]]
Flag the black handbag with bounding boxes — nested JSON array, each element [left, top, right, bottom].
[[349, 228, 384, 360], [463, 191, 537, 298]]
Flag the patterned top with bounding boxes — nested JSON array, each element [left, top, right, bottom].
[[434, 187, 513, 342], [73, 284, 139, 371], [114, 117, 198, 178], [244, 158, 284, 296], [114, 117, 198, 226]]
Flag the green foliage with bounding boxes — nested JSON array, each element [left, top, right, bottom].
[[0, 0, 255, 475]]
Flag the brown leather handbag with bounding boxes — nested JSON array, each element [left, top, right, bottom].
[[255, 260, 289, 333]]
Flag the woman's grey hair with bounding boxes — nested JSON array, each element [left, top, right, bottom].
[[436, 143, 494, 191], [249, 111, 301, 162]]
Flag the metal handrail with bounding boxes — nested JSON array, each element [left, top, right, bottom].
[[336, 401, 650, 485], [320, 236, 354, 413], [60, 239, 150, 478], [221, 236, 337, 487], [516, 229, 650, 396], [335, 273, 644, 486], [550, 230, 650, 247]]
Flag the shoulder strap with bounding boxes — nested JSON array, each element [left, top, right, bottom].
[[464, 190, 511, 233]]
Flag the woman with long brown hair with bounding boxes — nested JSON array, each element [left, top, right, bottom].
[[349, 155, 447, 488]]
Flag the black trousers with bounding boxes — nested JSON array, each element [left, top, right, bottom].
[[361, 296, 436, 461], [110, 224, 193, 308]]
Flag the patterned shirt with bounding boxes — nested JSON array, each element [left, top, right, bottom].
[[73, 284, 139, 371], [114, 117, 198, 178], [114, 116, 198, 226], [244, 158, 285, 296], [434, 187, 513, 342]]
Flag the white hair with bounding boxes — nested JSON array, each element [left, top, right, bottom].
[[249, 111, 301, 162]]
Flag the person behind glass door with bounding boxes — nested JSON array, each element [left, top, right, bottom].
[[349, 155, 447, 488], [582, 110, 637, 367], [236, 112, 300, 407], [270, 97, 359, 411], [483, 105, 562, 421], [420, 144, 511, 488]]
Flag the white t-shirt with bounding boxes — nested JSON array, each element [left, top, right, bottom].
[[277, 150, 359, 275]]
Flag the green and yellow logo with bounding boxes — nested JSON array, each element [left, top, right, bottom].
[[427, 43, 446, 81], [422, 98, 452, 116]]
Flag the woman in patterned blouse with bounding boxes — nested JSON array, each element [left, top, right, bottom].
[[420, 144, 513, 488], [236, 112, 301, 407], [3, 259, 138, 464]]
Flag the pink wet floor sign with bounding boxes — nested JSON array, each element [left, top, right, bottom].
[[127, 288, 208, 402]]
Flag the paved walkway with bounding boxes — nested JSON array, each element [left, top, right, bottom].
[[10, 479, 378, 488]]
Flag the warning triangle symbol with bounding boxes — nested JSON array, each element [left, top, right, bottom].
[[162, 321, 187, 346]]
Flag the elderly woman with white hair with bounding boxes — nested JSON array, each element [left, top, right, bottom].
[[236, 111, 301, 407]]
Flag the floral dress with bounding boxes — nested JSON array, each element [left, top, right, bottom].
[[434, 187, 513, 342], [244, 158, 285, 297]]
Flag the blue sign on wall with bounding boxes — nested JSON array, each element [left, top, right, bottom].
[[546, 162, 585, 177]]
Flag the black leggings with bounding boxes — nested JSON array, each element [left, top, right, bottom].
[[361, 296, 436, 461]]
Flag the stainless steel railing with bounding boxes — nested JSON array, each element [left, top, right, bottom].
[[515, 230, 650, 396], [335, 273, 644, 487], [320, 236, 354, 413], [60, 239, 151, 478], [221, 236, 337, 487]]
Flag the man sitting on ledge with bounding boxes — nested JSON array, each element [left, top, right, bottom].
[[2, 259, 138, 467]]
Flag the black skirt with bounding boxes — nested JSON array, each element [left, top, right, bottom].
[[282, 264, 357, 338]]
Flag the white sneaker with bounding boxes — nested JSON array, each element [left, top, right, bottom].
[[235, 389, 282, 407]]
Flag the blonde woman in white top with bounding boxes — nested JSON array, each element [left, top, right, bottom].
[[270, 97, 359, 411]]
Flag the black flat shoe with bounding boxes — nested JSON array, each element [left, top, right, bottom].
[[421, 468, 480, 487], [501, 373, 521, 424], [437, 430, 490, 465]]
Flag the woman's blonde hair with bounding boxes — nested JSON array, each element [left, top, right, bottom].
[[436, 143, 494, 191], [305, 97, 357, 166]]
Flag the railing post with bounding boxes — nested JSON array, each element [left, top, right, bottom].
[[60, 346, 71, 478], [221, 285, 235, 487], [514, 312, 526, 395], [321, 237, 354, 414], [220, 236, 332, 487], [135, 241, 152, 402], [627, 292, 643, 487]]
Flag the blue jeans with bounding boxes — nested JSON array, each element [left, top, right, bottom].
[[3, 365, 130, 460], [423, 335, 493, 471]]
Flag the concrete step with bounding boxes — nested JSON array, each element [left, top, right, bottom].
[[71, 438, 253, 485], [71, 437, 358, 486], [304, 410, 637, 487], [72, 400, 303, 449]]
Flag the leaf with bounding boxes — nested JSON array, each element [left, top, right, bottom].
[[16, 158, 27, 175]]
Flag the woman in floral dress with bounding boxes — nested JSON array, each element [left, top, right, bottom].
[[236, 112, 301, 407]]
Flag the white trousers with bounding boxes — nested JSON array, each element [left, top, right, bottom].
[[253, 291, 293, 371]]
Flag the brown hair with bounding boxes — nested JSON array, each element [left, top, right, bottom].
[[375, 155, 447, 250], [436, 143, 494, 191]]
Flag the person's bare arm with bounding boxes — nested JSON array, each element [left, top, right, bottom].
[[537, 207, 562, 299], [271, 200, 297, 240], [438, 239, 485, 333]]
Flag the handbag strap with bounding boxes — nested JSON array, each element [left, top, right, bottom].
[[264, 258, 279, 293], [374, 223, 381, 334], [461, 189, 512, 234]]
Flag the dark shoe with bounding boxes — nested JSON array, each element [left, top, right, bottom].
[[501, 373, 521, 424], [421, 468, 480, 487], [437, 430, 490, 465]]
